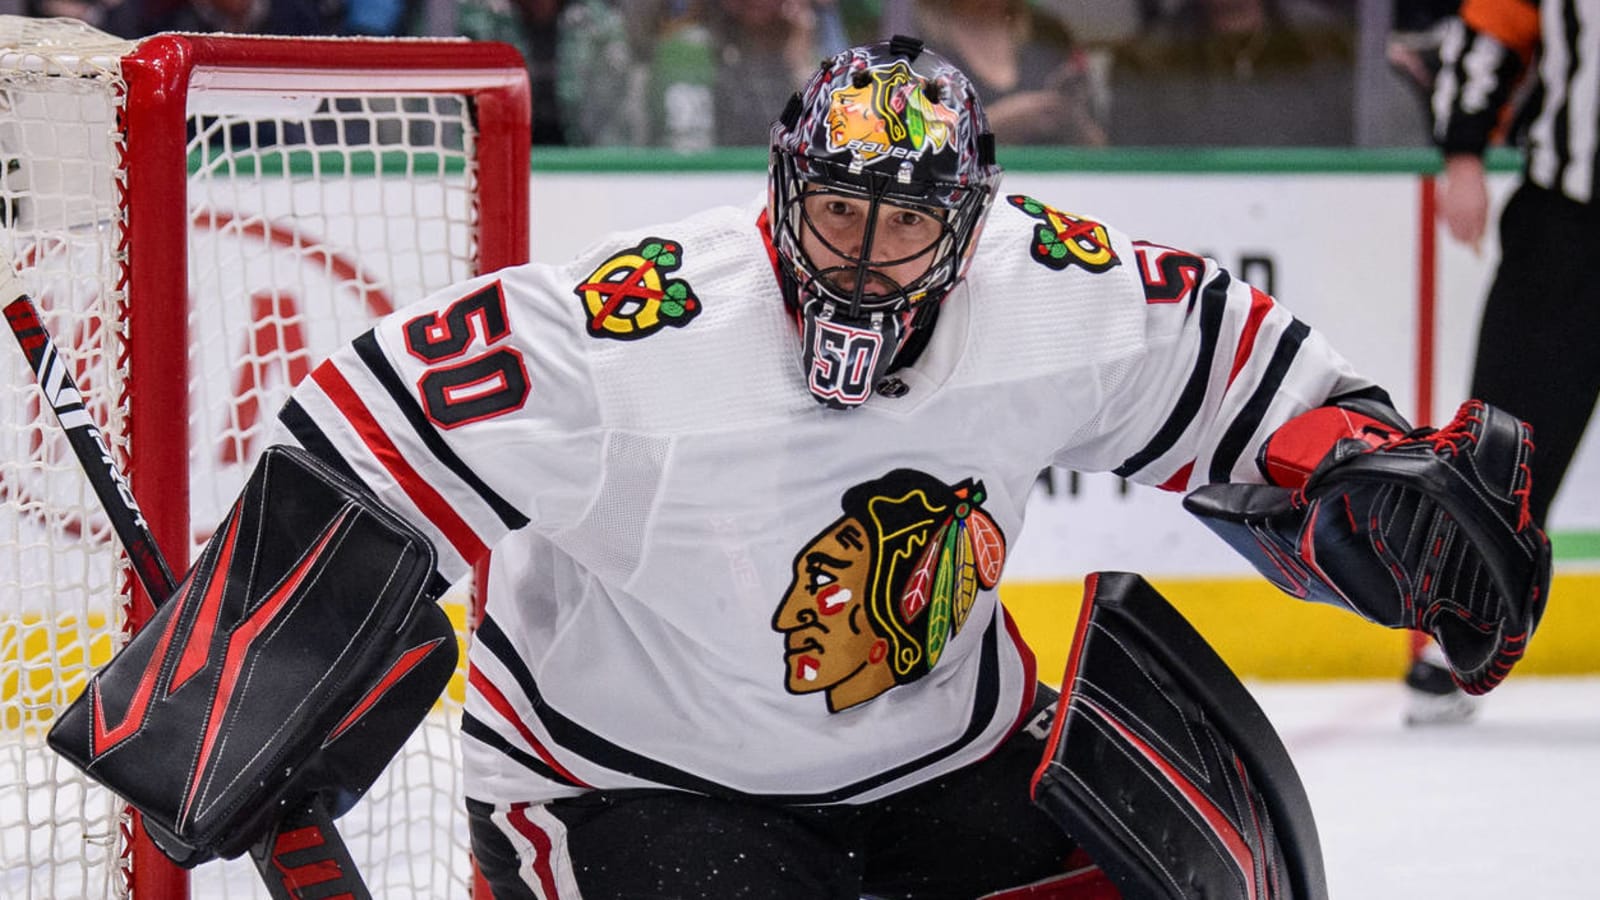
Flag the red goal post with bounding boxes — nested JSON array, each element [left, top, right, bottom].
[[0, 17, 528, 898]]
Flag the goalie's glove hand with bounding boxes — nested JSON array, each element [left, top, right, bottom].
[[1186, 400, 1551, 694]]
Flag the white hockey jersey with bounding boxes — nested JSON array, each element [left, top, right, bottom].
[[278, 191, 1375, 807]]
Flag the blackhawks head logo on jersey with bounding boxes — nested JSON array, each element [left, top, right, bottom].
[[772, 469, 1007, 713]]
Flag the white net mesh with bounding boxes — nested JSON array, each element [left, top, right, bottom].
[[1, 17, 500, 899], [1, 26, 134, 900]]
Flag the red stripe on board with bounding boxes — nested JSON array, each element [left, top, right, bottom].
[[1417, 176, 1437, 428], [311, 360, 487, 564], [508, 802, 562, 900]]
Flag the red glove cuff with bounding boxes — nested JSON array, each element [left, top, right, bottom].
[[1258, 405, 1403, 488]]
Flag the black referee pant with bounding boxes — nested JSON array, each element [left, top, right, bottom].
[[1470, 180, 1600, 525]]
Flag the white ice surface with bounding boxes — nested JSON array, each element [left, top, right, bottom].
[[7, 677, 1595, 898], [1248, 677, 1599, 900]]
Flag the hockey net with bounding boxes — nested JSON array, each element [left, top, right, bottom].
[[0, 17, 529, 899]]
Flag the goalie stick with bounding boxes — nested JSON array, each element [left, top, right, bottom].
[[4, 279, 373, 900], [3, 295, 175, 610]]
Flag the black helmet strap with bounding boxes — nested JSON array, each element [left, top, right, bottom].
[[887, 34, 924, 60]]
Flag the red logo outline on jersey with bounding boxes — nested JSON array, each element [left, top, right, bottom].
[[402, 281, 531, 430], [1133, 241, 1206, 306]]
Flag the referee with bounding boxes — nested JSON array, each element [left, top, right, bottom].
[[1421, 0, 1591, 724], [1433, 0, 1597, 527]]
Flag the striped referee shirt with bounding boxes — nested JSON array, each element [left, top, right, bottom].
[[1433, 0, 1600, 203]]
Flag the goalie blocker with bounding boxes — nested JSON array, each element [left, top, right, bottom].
[[47, 445, 458, 866], [1184, 399, 1551, 694]]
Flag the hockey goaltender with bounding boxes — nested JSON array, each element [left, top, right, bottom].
[[34, 34, 1550, 900]]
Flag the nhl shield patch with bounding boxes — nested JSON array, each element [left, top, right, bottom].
[[574, 238, 701, 340]]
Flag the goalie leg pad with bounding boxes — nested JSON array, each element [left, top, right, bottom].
[[1031, 572, 1327, 900], [48, 445, 456, 864]]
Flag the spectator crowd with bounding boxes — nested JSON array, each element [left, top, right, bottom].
[[1, 0, 1460, 151]]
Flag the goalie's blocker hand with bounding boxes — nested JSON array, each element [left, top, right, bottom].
[[46, 445, 458, 866], [1185, 400, 1551, 694]]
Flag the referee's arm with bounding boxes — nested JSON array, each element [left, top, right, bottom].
[[1431, 0, 1542, 248]]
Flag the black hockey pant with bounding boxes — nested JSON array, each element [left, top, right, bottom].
[[467, 687, 1095, 899]]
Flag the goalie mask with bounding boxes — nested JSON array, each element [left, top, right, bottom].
[[769, 35, 1002, 408]]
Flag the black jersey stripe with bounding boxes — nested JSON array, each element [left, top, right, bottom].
[[1208, 318, 1312, 483], [351, 330, 529, 530], [1552, 1, 1581, 189], [1114, 271, 1231, 479], [462, 711, 581, 786], [472, 613, 1007, 805], [278, 397, 363, 485]]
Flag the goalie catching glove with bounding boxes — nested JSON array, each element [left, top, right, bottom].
[[1184, 399, 1550, 695]]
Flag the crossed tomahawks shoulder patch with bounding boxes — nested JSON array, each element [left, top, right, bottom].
[[1008, 194, 1120, 274], [573, 237, 701, 341]]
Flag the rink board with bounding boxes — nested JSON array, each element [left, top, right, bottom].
[[527, 147, 1599, 676], [1002, 572, 1600, 682], [3, 148, 1592, 687]]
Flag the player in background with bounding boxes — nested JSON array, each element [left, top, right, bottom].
[[59, 35, 1546, 898]]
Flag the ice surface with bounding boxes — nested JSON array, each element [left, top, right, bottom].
[[6, 677, 1595, 898], [1248, 677, 1599, 899]]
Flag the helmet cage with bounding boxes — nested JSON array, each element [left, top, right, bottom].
[[771, 151, 994, 320], [767, 36, 1002, 408]]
